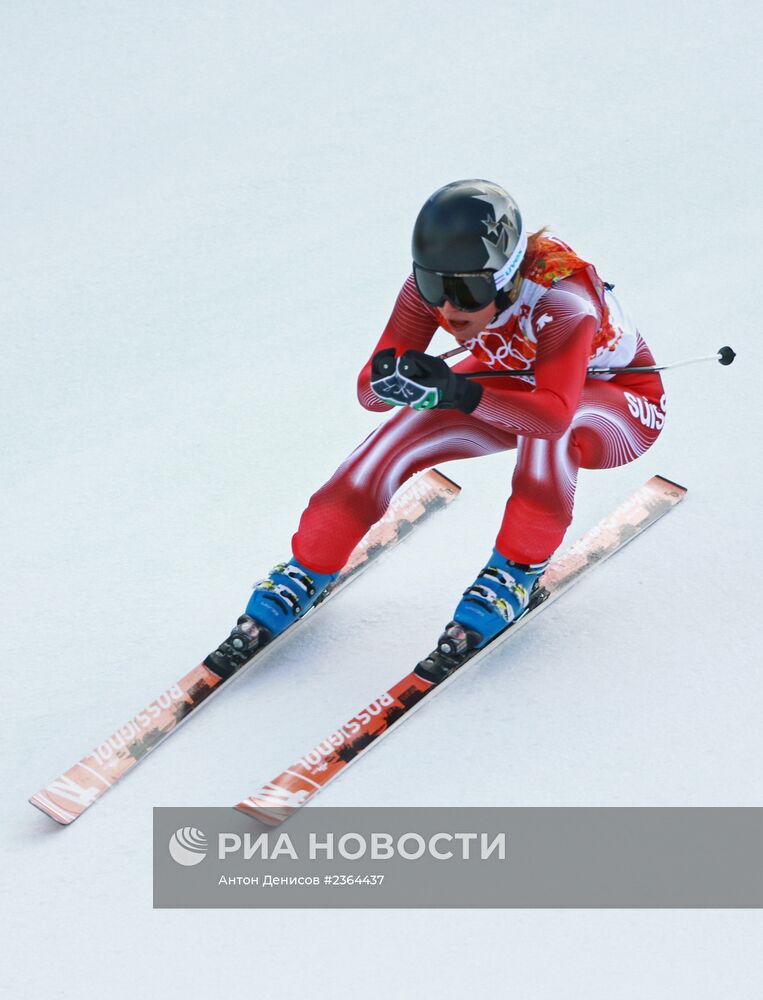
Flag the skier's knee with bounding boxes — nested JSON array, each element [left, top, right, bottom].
[[305, 481, 384, 538]]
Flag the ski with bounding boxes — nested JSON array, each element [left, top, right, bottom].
[[236, 475, 687, 824], [29, 469, 460, 825]]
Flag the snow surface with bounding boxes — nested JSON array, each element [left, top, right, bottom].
[[2, 1, 761, 997]]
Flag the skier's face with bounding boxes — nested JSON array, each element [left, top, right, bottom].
[[437, 299, 497, 341]]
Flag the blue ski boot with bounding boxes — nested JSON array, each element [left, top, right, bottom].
[[244, 558, 339, 639], [441, 549, 549, 655]]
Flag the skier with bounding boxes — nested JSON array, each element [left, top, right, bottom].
[[244, 179, 666, 655]]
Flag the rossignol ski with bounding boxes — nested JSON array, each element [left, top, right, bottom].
[[30, 469, 460, 825], [236, 475, 686, 824]]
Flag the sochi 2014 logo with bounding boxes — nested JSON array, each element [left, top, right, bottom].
[[168, 826, 208, 866]]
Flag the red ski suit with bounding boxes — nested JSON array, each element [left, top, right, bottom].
[[292, 235, 665, 572]]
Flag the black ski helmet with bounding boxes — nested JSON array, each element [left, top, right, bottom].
[[412, 179, 526, 291]]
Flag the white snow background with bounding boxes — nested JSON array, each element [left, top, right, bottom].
[[2, 1, 761, 997]]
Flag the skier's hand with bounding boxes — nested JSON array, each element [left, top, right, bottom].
[[398, 350, 483, 413], [370, 348, 408, 407]]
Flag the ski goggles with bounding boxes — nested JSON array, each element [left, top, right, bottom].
[[413, 224, 528, 312], [413, 266, 499, 312]]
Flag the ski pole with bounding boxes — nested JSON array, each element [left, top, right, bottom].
[[435, 345, 736, 378]]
